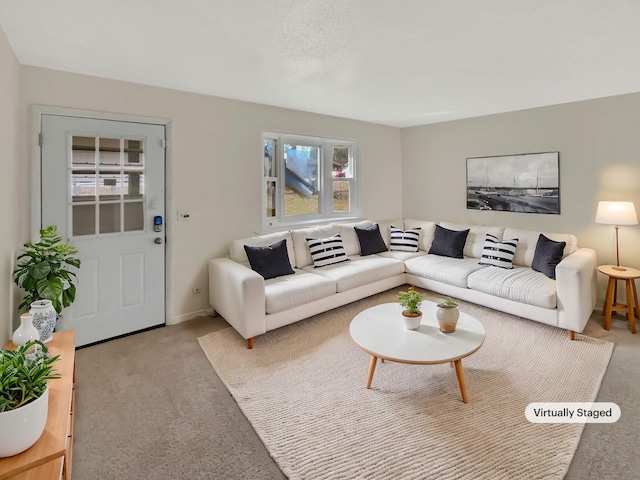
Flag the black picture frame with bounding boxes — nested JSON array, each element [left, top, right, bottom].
[[466, 152, 560, 214]]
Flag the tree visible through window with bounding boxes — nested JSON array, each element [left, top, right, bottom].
[[263, 132, 360, 228]]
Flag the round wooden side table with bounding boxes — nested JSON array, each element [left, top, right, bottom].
[[598, 265, 640, 334]]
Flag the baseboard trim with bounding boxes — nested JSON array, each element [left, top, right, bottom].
[[170, 309, 215, 325]]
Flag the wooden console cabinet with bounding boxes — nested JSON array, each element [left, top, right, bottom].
[[0, 331, 76, 480]]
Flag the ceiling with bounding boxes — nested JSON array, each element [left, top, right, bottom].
[[2, 0, 640, 127]]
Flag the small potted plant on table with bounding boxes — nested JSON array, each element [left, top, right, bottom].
[[397, 286, 423, 330], [437, 297, 460, 333]]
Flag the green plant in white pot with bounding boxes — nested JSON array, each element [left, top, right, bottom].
[[397, 286, 423, 330], [0, 340, 60, 457], [13, 225, 81, 342]]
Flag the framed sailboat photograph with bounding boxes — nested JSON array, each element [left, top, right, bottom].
[[466, 152, 560, 214]]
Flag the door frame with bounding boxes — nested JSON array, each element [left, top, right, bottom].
[[30, 105, 174, 325]]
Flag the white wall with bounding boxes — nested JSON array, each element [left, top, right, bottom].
[[0, 26, 20, 344], [401, 93, 640, 304], [18, 67, 403, 323]]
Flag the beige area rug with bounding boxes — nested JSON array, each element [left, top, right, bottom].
[[198, 290, 614, 480]]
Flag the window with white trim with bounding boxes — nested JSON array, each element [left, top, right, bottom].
[[263, 132, 360, 228]]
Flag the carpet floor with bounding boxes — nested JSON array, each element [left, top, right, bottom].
[[198, 290, 613, 480]]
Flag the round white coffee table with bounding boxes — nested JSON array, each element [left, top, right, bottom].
[[349, 302, 485, 403]]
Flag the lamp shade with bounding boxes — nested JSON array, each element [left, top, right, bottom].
[[595, 201, 638, 225]]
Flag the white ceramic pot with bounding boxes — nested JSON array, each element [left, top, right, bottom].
[[402, 312, 422, 330], [0, 387, 49, 457], [437, 306, 459, 333], [12, 313, 40, 347], [30, 300, 57, 343]]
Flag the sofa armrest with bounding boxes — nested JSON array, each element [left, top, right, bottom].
[[555, 248, 597, 333], [208, 257, 266, 340]]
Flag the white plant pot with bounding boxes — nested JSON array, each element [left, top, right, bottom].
[[402, 312, 422, 330], [0, 386, 49, 457]]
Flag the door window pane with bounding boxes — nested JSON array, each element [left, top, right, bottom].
[[125, 139, 144, 165], [124, 202, 144, 232], [73, 204, 96, 236], [99, 203, 120, 234], [98, 173, 123, 200], [124, 171, 144, 199], [99, 138, 121, 166], [72, 136, 96, 167], [72, 173, 97, 202], [333, 181, 350, 212]]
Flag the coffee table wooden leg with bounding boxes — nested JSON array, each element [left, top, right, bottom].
[[366, 355, 378, 389], [453, 359, 468, 404]]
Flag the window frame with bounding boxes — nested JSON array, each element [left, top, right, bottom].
[[262, 131, 361, 230]]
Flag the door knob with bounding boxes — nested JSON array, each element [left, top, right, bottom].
[[154, 237, 163, 244]]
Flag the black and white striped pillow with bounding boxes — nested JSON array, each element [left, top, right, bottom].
[[390, 226, 421, 252], [306, 234, 350, 268], [479, 234, 518, 269]]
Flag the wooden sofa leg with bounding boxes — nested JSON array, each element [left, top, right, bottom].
[[247, 337, 254, 349], [211, 309, 219, 317], [568, 330, 575, 340]]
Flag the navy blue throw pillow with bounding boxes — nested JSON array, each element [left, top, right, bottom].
[[243, 239, 295, 280], [428, 225, 469, 259], [531, 234, 566, 280]]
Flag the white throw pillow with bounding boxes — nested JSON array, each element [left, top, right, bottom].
[[479, 234, 518, 269], [306, 235, 350, 268], [389, 226, 421, 252]]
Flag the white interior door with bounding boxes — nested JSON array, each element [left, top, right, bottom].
[[40, 114, 166, 347]]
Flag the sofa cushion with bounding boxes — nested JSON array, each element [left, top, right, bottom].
[[531, 234, 566, 279], [479, 234, 518, 269], [230, 231, 295, 267], [439, 222, 506, 258], [307, 235, 350, 268], [302, 255, 404, 293], [503, 228, 577, 267], [354, 223, 388, 256], [375, 219, 404, 248], [337, 220, 374, 255], [265, 270, 336, 314], [403, 219, 436, 252], [244, 239, 295, 280], [291, 224, 338, 268], [429, 225, 469, 259], [404, 254, 488, 288], [389, 226, 421, 252], [467, 266, 557, 309]]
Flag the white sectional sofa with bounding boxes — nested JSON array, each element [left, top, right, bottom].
[[208, 219, 597, 348]]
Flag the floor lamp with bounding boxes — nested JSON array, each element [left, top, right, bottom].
[[595, 201, 638, 271]]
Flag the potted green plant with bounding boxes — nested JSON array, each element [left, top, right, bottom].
[[0, 340, 60, 457], [13, 225, 81, 341], [397, 286, 423, 330], [436, 297, 459, 333]]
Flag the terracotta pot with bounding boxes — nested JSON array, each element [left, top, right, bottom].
[[437, 306, 459, 333]]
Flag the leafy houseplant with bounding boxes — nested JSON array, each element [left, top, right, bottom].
[[0, 340, 60, 413], [397, 287, 423, 315], [13, 225, 81, 315], [437, 297, 458, 308]]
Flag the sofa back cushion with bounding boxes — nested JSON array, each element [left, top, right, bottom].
[[403, 219, 437, 252], [291, 224, 339, 268], [503, 228, 577, 267], [439, 222, 505, 258], [230, 231, 295, 267]]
